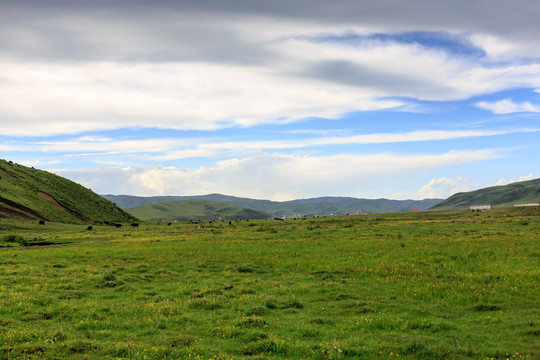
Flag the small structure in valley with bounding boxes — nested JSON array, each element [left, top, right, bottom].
[[470, 204, 491, 211], [514, 203, 540, 207]]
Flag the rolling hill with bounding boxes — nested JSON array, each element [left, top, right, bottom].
[[126, 200, 270, 221], [0, 159, 137, 224], [430, 178, 540, 210], [105, 193, 442, 217]]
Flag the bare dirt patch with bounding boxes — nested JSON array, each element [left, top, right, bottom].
[[0, 196, 47, 220], [37, 192, 86, 221]]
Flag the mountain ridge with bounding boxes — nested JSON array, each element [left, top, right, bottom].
[[104, 193, 442, 217], [126, 199, 271, 221], [430, 178, 540, 210]]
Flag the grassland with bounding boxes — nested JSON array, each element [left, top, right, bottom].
[[0, 207, 539, 359]]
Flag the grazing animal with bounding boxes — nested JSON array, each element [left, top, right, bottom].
[[87, 226, 93, 231], [229, 221, 232, 225], [114, 223, 123, 228], [167, 222, 172, 226], [39, 220, 45, 225], [131, 223, 139, 227]]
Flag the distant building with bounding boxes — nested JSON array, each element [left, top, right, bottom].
[[470, 204, 491, 211], [514, 203, 540, 207]]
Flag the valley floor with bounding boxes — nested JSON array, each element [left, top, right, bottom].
[[0, 209, 539, 359]]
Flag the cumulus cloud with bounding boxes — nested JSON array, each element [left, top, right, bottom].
[[413, 177, 475, 199], [54, 149, 499, 200], [493, 174, 534, 186], [476, 98, 540, 114]]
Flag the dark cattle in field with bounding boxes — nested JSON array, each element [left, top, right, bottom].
[[39, 220, 45, 225], [114, 223, 123, 228], [87, 226, 93, 231], [167, 222, 172, 226], [131, 223, 139, 227]]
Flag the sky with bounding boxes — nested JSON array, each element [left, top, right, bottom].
[[1, 0, 539, 201]]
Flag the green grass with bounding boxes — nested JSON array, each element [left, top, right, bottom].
[[0, 208, 539, 359]]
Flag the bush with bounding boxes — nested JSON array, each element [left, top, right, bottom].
[[3, 235, 27, 246], [4, 234, 24, 243]]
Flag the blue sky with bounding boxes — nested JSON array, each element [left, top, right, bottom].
[[0, 0, 539, 200]]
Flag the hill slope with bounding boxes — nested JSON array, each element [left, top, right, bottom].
[[126, 200, 270, 221], [0, 159, 137, 224], [430, 178, 540, 210], [105, 194, 441, 217]]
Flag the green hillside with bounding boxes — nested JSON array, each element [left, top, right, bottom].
[[0, 159, 137, 224], [431, 178, 540, 210], [105, 194, 441, 217], [126, 200, 271, 221]]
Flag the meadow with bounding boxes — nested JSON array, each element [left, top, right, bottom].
[[0, 208, 539, 359]]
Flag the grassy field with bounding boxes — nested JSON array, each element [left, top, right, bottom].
[[0, 208, 539, 359]]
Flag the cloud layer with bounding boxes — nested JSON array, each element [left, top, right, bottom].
[[1, 1, 540, 135]]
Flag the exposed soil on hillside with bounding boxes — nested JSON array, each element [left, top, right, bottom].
[[0, 196, 47, 220], [37, 192, 86, 221], [0, 205, 33, 219]]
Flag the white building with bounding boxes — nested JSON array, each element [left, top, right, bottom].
[[470, 204, 491, 211]]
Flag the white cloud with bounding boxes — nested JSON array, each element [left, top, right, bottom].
[[2, 11, 540, 136], [413, 177, 475, 199], [54, 149, 500, 200], [18, 160, 61, 167], [493, 174, 534, 186], [476, 98, 540, 114], [0, 60, 404, 136]]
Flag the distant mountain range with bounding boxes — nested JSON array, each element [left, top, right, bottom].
[[1, 158, 537, 223], [103, 193, 442, 218], [0, 159, 137, 224], [126, 199, 270, 221], [430, 178, 540, 210]]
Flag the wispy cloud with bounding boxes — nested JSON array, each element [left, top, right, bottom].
[[476, 98, 540, 114], [3, 128, 527, 161]]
